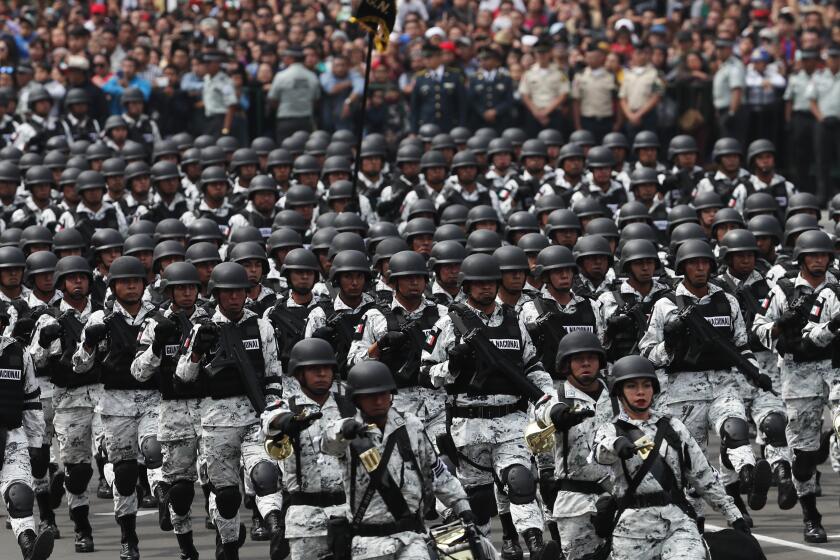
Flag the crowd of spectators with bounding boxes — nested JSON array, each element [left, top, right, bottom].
[[0, 0, 838, 194]]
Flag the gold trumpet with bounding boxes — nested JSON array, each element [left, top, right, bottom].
[[265, 435, 293, 460], [634, 435, 655, 459], [525, 421, 556, 454]]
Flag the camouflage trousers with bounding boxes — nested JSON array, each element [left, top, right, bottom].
[[203, 422, 278, 543], [351, 531, 431, 560], [54, 406, 96, 509], [290, 535, 330, 560], [785, 395, 840, 496], [1, 428, 36, 538], [556, 513, 603, 560], [101, 408, 162, 518], [32, 397, 55, 494], [392, 388, 446, 441], [458, 435, 543, 534], [611, 505, 707, 560]]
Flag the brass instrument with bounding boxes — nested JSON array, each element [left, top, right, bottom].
[[634, 435, 655, 459], [525, 421, 556, 454], [263, 411, 324, 460]]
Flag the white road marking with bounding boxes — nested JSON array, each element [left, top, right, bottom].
[[94, 510, 156, 517], [707, 524, 840, 558]]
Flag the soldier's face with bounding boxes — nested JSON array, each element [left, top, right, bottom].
[[33, 272, 54, 294], [253, 192, 278, 213], [239, 259, 264, 285], [113, 277, 144, 303], [238, 164, 257, 181], [98, 247, 122, 269], [361, 157, 382, 175], [205, 182, 228, 202], [473, 220, 497, 232], [326, 172, 349, 185], [31, 184, 51, 203], [288, 270, 315, 294], [467, 280, 498, 307], [562, 157, 583, 177], [292, 204, 314, 222], [753, 153, 774, 174], [675, 153, 696, 169], [628, 259, 656, 283], [424, 167, 447, 185], [720, 154, 741, 173], [0, 180, 16, 201], [492, 153, 511, 170], [637, 148, 658, 165], [525, 156, 546, 174], [754, 235, 775, 257], [133, 250, 153, 272], [611, 147, 627, 163], [82, 188, 105, 207], [158, 178, 180, 196], [569, 352, 600, 387], [551, 229, 578, 248], [62, 185, 80, 205], [633, 183, 657, 203], [107, 176, 125, 193], [580, 255, 608, 282], [591, 167, 611, 186], [714, 222, 740, 242], [395, 275, 427, 299], [727, 251, 755, 277], [170, 284, 198, 309], [436, 263, 460, 289], [399, 162, 420, 178], [0, 267, 21, 288], [621, 378, 654, 411], [339, 271, 366, 297], [698, 208, 717, 227], [355, 390, 392, 422], [802, 253, 830, 278], [455, 166, 478, 184], [63, 272, 90, 300], [300, 365, 333, 396], [411, 234, 433, 256], [501, 270, 526, 293], [681, 258, 711, 288], [217, 288, 246, 316], [271, 165, 291, 183]]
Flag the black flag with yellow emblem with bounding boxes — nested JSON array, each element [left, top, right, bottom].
[[350, 0, 396, 52]]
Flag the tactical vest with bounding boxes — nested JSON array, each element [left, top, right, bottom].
[[439, 187, 491, 212], [268, 299, 318, 371], [446, 303, 525, 397], [101, 310, 156, 390], [242, 210, 275, 239], [158, 311, 205, 400], [50, 310, 101, 388], [776, 279, 831, 362], [533, 296, 597, 379], [193, 208, 230, 229], [589, 186, 627, 215], [62, 117, 100, 143], [710, 174, 749, 206], [606, 290, 666, 362], [205, 315, 265, 399], [0, 342, 26, 429], [379, 304, 440, 388], [74, 206, 120, 244], [142, 199, 190, 224], [246, 291, 277, 318], [9, 203, 63, 231], [665, 291, 738, 373], [374, 289, 394, 306], [743, 180, 789, 209], [321, 300, 377, 379], [24, 119, 57, 154], [127, 117, 155, 147]]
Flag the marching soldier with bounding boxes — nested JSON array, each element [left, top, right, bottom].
[[180, 167, 236, 236], [592, 355, 749, 559], [500, 140, 553, 216], [59, 89, 101, 144], [437, 151, 502, 220], [175, 262, 285, 560], [9, 166, 67, 231], [421, 253, 559, 560], [730, 139, 796, 214], [229, 242, 277, 317], [572, 235, 616, 299], [130, 262, 208, 560], [72, 257, 162, 560], [348, 251, 448, 437], [261, 338, 355, 560], [569, 147, 627, 215], [533, 332, 613, 559], [753, 230, 838, 542], [13, 85, 58, 153], [494, 246, 533, 312], [694, 138, 751, 206], [639, 239, 771, 530], [661, 135, 705, 208], [321, 360, 479, 560], [66, 171, 129, 243], [135, 161, 192, 223], [428, 241, 466, 306], [228, 176, 280, 238]]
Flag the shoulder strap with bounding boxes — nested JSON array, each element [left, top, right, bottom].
[[350, 425, 411, 528], [333, 392, 357, 418], [612, 290, 626, 308]]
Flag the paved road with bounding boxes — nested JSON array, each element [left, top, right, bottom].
[[2, 470, 840, 560]]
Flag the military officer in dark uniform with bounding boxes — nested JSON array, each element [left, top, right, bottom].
[[410, 44, 467, 133], [469, 47, 513, 134]]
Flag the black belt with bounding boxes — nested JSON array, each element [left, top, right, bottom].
[[556, 479, 605, 495], [449, 398, 527, 419], [289, 492, 346, 508], [355, 515, 425, 537], [624, 492, 673, 509]]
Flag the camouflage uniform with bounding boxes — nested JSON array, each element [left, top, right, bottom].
[[72, 300, 162, 518], [347, 297, 449, 440], [593, 408, 742, 560], [175, 307, 285, 544], [260, 392, 353, 560], [131, 305, 209, 535], [533, 380, 614, 560], [321, 408, 471, 560], [753, 272, 836, 497], [422, 301, 553, 536]]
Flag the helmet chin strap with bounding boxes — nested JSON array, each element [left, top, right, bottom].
[[620, 393, 651, 414]]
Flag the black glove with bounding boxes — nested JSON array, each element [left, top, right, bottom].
[[379, 331, 406, 353], [275, 411, 324, 437], [84, 323, 108, 347], [191, 323, 219, 356], [756, 373, 774, 393], [829, 315, 840, 333], [312, 324, 336, 342], [607, 314, 634, 334], [550, 403, 596, 431], [458, 509, 478, 525], [777, 309, 799, 329], [152, 317, 179, 355], [663, 315, 686, 351], [448, 342, 474, 374], [732, 518, 751, 535], [614, 436, 636, 460], [28, 446, 48, 471], [340, 419, 367, 440], [38, 323, 63, 347], [11, 317, 34, 342]]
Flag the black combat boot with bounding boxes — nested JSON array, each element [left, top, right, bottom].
[[138, 466, 157, 509], [725, 482, 753, 527], [35, 492, 59, 539], [95, 454, 111, 499], [176, 532, 199, 560], [499, 512, 523, 560], [70, 505, 94, 553], [800, 494, 827, 543], [156, 481, 172, 531], [774, 461, 797, 510], [117, 514, 140, 560], [48, 467, 65, 510], [18, 528, 54, 560], [249, 508, 269, 541], [746, 459, 772, 510], [522, 528, 560, 560]]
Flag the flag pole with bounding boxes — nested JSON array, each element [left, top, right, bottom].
[[351, 31, 375, 196]]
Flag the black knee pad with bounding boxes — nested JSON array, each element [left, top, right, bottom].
[[500, 464, 537, 505], [466, 484, 496, 525], [4, 483, 34, 519], [249, 461, 280, 497], [759, 413, 788, 447], [65, 463, 93, 496], [29, 445, 49, 479], [719, 418, 750, 449], [169, 479, 196, 517], [793, 449, 818, 482], [141, 437, 163, 469], [113, 460, 139, 497], [215, 486, 241, 520]]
